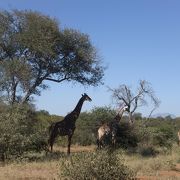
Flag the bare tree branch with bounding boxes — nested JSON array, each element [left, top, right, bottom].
[[45, 75, 70, 83], [109, 80, 160, 123]]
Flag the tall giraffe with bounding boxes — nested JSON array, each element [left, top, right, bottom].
[[48, 93, 92, 155], [97, 105, 129, 148]]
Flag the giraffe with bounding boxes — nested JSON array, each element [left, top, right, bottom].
[[97, 105, 129, 149], [178, 130, 180, 146], [48, 93, 92, 155]]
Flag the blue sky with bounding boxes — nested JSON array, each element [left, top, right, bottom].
[[1, 0, 180, 116]]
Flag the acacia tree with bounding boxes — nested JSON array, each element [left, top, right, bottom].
[[0, 10, 104, 104], [108, 80, 160, 123]]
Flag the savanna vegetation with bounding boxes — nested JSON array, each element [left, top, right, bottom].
[[0, 103, 180, 179]]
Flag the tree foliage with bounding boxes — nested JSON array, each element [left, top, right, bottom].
[[0, 10, 104, 104]]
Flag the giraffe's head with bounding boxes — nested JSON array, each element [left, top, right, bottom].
[[116, 105, 129, 119], [82, 93, 92, 102], [122, 105, 129, 112]]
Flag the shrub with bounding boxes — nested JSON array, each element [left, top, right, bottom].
[[138, 145, 158, 157], [116, 121, 139, 148], [152, 126, 174, 148], [59, 151, 135, 180], [0, 105, 48, 160]]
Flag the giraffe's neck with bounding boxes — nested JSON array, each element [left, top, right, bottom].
[[114, 108, 125, 122], [72, 96, 85, 117]]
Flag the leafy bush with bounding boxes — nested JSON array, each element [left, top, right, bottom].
[[116, 121, 139, 148], [138, 145, 158, 157], [59, 151, 135, 180], [152, 126, 174, 148], [0, 105, 48, 160], [134, 119, 176, 150]]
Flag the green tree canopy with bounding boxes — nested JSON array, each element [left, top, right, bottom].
[[0, 10, 104, 104]]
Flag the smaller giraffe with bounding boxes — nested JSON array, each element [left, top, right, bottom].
[[48, 93, 92, 155], [178, 130, 180, 146], [97, 105, 129, 149]]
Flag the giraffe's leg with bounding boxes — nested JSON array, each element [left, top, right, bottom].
[[113, 138, 116, 148], [49, 128, 58, 152], [50, 133, 56, 152], [97, 135, 102, 149], [67, 134, 73, 155], [97, 137, 103, 149], [98, 134, 109, 149], [96, 138, 100, 149], [100, 139, 104, 149], [50, 141, 54, 152], [101, 136, 106, 148], [111, 132, 116, 148], [1, 153, 5, 162]]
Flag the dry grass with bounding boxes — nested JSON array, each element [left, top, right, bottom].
[[0, 145, 96, 180], [0, 161, 59, 180], [0, 145, 179, 180], [123, 145, 180, 179], [125, 154, 176, 175], [53, 144, 96, 153]]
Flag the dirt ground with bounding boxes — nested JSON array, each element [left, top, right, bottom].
[[53, 144, 96, 153]]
